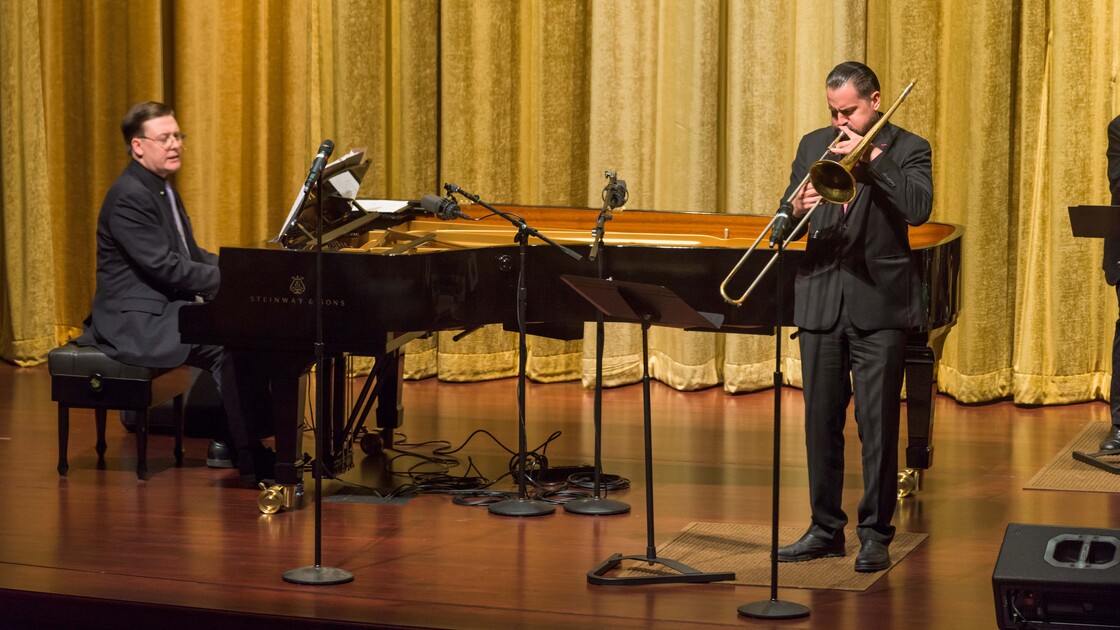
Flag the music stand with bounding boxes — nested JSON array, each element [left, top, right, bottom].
[[277, 151, 373, 251], [1069, 205, 1120, 238], [1069, 205, 1120, 472], [562, 275, 734, 586]]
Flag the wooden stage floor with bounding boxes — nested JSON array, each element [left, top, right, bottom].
[[1, 361, 1118, 629]]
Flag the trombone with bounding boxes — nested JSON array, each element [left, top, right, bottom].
[[718, 78, 917, 306]]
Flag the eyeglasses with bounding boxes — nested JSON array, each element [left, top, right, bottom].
[[137, 132, 186, 148]]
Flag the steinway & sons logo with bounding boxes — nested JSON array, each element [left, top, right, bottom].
[[246, 275, 347, 307]]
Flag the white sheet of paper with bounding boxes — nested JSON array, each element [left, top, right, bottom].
[[354, 199, 410, 214], [328, 170, 361, 200]]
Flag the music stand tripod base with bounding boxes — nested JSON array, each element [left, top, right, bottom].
[[587, 553, 735, 586], [283, 565, 354, 586], [1073, 450, 1120, 475]]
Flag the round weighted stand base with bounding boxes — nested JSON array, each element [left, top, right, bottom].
[[282, 565, 354, 586], [488, 497, 555, 517], [564, 496, 630, 515], [737, 599, 810, 620]]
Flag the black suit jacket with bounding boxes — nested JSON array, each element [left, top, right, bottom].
[[782, 121, 933, 331], [1105, 115, 1120, 285], [78, 160, 220, 368]]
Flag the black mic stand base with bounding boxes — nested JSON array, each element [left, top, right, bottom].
[[282, 565, 354, 586], [488, 497, 555, 517], [737, 599, 810, 620], [564, 496, 629, 516], [588, 553, 735, 586]]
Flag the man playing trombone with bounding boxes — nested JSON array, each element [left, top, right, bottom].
[[774, 61, 933, 573]]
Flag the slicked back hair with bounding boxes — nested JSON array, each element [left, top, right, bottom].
[[825, 62, 880, 99]]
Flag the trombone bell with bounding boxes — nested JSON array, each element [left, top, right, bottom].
[[809, 160, 856, 205]]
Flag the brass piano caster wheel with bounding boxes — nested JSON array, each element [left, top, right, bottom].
[[258, 483, 286, 514], [359, 431, 384, 456], [897, 468, 921, 499], [257, 482, 303, 513]]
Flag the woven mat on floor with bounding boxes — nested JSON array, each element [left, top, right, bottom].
[[617, 522, 927, 591], [1025, 421, 1120, 493]]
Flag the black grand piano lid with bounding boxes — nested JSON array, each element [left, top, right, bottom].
[[276, 149, 381, 250]]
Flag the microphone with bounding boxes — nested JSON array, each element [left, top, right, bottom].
[[769, 201, 795, 247], [602, 171, 628, 209], [303, 139, 335, 187], [420, 194, 472, 221]]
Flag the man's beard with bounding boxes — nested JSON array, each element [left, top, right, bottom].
[[852, 111, 881, 136]]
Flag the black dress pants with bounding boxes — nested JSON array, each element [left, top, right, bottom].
[[183, 345, 271, 454], [798, 301, 905, 545], [1112, 283, 1120, 428]]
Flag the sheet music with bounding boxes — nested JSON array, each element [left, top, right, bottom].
[[328, 170, 361, 200], [276, 148, 368, 243], [354, 199, 410, 214], [323, 148, 366, 175]]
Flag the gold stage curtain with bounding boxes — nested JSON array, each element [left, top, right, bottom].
[[2, 0, 1120, 407], [1, 0, 165, 364], [0, 0, 53, 365]]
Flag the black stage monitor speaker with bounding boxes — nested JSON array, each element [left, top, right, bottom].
[[993, 523, 1120, 629]]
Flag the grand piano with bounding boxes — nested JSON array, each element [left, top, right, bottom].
[[180, 203, 961, 498]]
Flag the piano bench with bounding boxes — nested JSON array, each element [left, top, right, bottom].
[[48, 343, 191, 480]]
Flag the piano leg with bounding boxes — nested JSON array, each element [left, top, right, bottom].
[[351, 349, 405, 456], [901, 333, 936, 497], [258, 353, 349, 511], [324, 355, 353, 475], [375, 349, 405, 437], [271, 368, 305, 489]]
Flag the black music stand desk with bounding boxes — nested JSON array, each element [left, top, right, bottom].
[[560, 274, 734, 586], [1069, 205, 1120, 473], [1069, 205, 1120, 238]]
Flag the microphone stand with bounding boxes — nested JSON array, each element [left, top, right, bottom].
[[283, 174, 353, 585], [738, 222, 807, 619], [565, 188, 629, 516], [453, 188, 581, 517]]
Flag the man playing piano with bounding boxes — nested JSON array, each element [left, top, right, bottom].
[[1101, 114, 1120, 451], [774, 62, 933, 572], [76, 101, 274, 486]]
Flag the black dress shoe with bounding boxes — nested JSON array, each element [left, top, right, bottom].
[[854, 540, 891, 573], [777, 531, 846, 562], [1100, 426, 1120, 451], [207, 440, 233, 468]]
